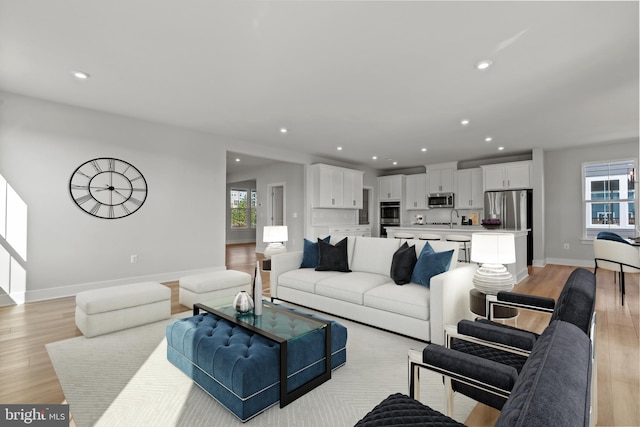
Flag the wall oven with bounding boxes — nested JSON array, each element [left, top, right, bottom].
[[380, 201, 400, 237]]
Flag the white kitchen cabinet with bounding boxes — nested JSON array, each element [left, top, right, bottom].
[[329, 226, 371, 238], [482, 161, 532, 190], [311, 164, 363, 208], [405, 174, 427, 209], [456, 168, 483, 208], [343, 169, 364, 208], [317, 166, 343, 207], [427, 167, 455, 193], [378, 175, 404, 201]]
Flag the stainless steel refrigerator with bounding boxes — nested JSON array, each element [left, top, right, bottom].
[[484, 189, 533, 264]]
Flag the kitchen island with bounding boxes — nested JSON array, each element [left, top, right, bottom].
[[385, 225, 530, 283]]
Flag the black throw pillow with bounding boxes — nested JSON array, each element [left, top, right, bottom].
[[315, 237, 351, 272], [390, 242, 417, 285]]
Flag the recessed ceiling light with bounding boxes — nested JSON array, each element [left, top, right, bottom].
[[485, 136, 493, 142], [421, 148, 427, 152], [337, 146, 343, 151], [475, 60, 493, 70], [72, 70, 90, 80], [372, 156, 378, 160], [280, 128, 287, 134], [393, 161, 398, 165], [498, 146, 505, 151], [235, 158, 240, 162], [460, 119, 470, 126]]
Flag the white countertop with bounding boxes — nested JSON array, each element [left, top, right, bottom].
[[386, 225, 530, 235], [407, 224, 485, 231]]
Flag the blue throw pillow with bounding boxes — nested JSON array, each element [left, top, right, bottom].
[[596, 231, 631, 244], [417, 241, 435, 257], [300, 236, 331, 268], [410, 248, 454, 287]]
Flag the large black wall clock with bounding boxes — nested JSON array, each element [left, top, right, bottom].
[[69, 157, 148, 219]]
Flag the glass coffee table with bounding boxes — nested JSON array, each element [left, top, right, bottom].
[[193, 299, 331, 407]]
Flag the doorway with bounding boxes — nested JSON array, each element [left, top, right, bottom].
[[267, 183, 286, 226]]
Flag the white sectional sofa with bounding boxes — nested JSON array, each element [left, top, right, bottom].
[[270, 236, 476, 345]]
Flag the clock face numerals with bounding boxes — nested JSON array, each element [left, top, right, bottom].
[[69, 158, 148, 219]]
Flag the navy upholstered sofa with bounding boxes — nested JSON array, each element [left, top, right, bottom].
[[355, 320, 594, 427]]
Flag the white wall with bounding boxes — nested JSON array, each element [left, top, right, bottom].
[[228, 162, 306, 253], [544, 139, 638, 266], [228, 158, 379, 248], [5, 91, 630, 303], [0, 93, 227, 302]]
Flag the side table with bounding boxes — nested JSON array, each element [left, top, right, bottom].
[[469, 288, 518, 323]]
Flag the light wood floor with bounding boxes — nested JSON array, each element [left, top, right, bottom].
[[0, 243, 637, 426]]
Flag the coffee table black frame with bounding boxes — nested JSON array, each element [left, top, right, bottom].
[[193, 300, 331, 407]]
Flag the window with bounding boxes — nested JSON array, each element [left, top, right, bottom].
[[230, 188, 256, 228], [0, 172, 28, 304], [583, 160, 636, 239]]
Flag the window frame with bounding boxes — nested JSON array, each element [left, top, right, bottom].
[[582, 159, 636, 240], [229, 187, 257, 229]]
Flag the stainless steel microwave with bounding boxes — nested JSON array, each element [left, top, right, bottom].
[[428, 193, 454, 208]]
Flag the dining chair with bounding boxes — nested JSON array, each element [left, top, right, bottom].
[[594, 237, 640, 305]]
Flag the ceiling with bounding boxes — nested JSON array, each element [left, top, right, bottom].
[[1, 1, 638, 174]]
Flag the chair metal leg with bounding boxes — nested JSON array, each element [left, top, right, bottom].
[[444, 376, 455, 418], [409, 360, 421, 400]]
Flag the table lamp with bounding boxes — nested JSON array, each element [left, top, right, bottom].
[[263, 225, 288, 259], [470, 233, 516, 294]]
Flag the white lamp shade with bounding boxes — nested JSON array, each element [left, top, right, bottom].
[[263, 226, 288, 243], [470, 233, 516, 265]]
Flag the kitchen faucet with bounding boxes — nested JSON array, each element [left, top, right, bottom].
[[450, 209, 459, 229]]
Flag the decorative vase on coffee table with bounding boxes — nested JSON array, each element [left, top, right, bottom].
[[254, 261, 263, 316], [233, 291, 254, 313]]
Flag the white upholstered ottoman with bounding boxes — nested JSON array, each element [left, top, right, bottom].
[[75, 282, 171, 337], [179, 270, 251, 308]]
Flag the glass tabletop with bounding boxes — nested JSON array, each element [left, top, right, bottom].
[[196, 299, 327, 342]]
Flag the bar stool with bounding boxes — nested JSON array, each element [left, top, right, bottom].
[[417, 233, 441, 241], [394, 232, 415, 239], [445, 234, 471, 263]]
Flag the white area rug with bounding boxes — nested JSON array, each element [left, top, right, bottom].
[[46, 310, 475, 426]]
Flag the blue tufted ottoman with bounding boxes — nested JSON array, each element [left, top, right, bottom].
[[166, 304, 347, 422]]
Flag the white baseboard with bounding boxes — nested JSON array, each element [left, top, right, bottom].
[[544, 258, 595, 268], [532, 258, 546, 268], [516, 269, 529, 284], [2, 266, 228, 307]]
